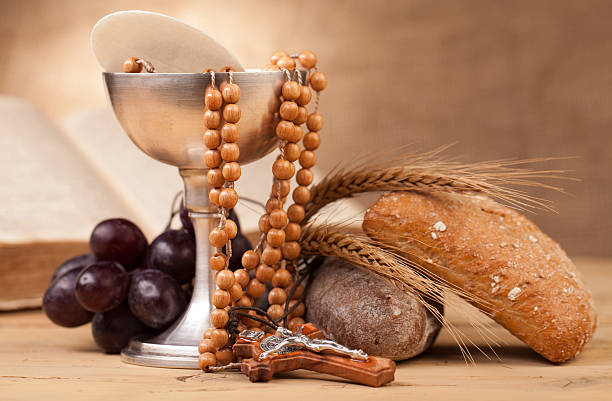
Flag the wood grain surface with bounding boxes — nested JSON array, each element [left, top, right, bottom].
[[0, 258, 610, 400]]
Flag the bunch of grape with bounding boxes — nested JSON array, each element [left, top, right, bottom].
[[43, 203, 251, 354]]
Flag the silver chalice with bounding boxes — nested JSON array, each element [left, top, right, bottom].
[[104, 71, 301, 368]]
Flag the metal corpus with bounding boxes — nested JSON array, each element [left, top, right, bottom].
[[105, 71, 304, 368]]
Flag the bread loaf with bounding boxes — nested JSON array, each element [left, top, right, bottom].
[[362, 192, 597, 363], [306, 257, 442, 360]]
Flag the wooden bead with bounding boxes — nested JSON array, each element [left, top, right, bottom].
[[265, 198, 282, 214], [235, 295, 253, 307], [198, 352, 216, 370], [288, 317, 305, 331], [298, 51, 317, 69], [234, 269, 250, 287], [310, 71, 327, 92], [240, 309, 260, 327], [209, 188, 221, 206], [296, 85, 312, 106], [294, 106, 308, 125], [268, 287, 287, 305], [263, 64, 281, 71], [216, 269, 235, 290], [246, 278, 266, 298], [282, 81, 300, 100], [296, 168, 314, 186], [229, 282, 243, 302], [272, 159, 295, 180], [210, 329, 229, 348], [209, 228, 228, 248], [258, 214, 271, 233], [288, 301, 306, 318], [204, 109, 221, 129], [275, 120, 294, 141], [224, 219, 238, 239], [299, 150, 316, 168], [287, 204, 305, 223], [306, 113, 324, 132], [269, 208, 288, 229], [204, 149, 222, 168], [203, 328, 213, 339], [222, 83, 241, 103], [198, 338, 216, 354], [293, 186, 311, 205], [279, 101, 299, 121], [255, 264, 275, 283], [207, 168, 224, 188], [216, 348, 235, 365], [284, 143, 301, 162], [123, 57, 142, 73], [212, 289, 231, 308], [203, 129, 221, 149], [209, 253, 227, 271], [303, 132, 320, 150], [220, 143, 240, 162], [221, 123, 239, 142], [222, 162, 241, 181], [271, 50, 289, 65], [282, 241, 301, 260], [267, 228, 286, 248], [267, 304, 284, 321], [277, 57, 296, 71], [272, 179, 291, 198], [286, 124, 303, 143], [210, 308, 229, 328], [284, 223, 301, 241], [290, 284, 305, 300], [241, 250, 260, 270], [205, 89, 223, 110], [223, 104, 241, 123], [272, 268, 292, 288], [219, 188, 238, 209], [261, 246, 282, 265]]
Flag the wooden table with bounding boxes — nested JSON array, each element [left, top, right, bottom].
[[1, 258, 611, 400]]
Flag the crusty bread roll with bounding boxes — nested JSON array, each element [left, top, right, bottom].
[[362, 192, 597, 363]]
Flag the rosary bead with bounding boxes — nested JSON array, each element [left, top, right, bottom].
[[198, 338, 216, 354], [272, 179, 291, 198], [258, 214, 272, 233], [261, 246, 282, 265], [272, 159, 295, 180], [282, 241, 301, 260], [203, 328, 213, 339], [293, 185, 311, 205], [275, 120, 295, 140], [216, 348, 235, 365], [229, 282, 243, 302], [288, 301, 306, 318], [279, 101, 299, 121], [277, 56, 296, 70], [209, 228, 228, 248], [223, 219, 238, 239], [221, 83, 241, 103], [266, 228, 286, 248], [235, 295, 253, 307], [271, 50, 289, 65], [298, 51, 317, 69], [207, 168, 224, 188], [220, 143, 240, 162], [287, 124, 303, 143], [294, 106, 308, 125], [296, 168, 314, 186], [267, 304, 284, 321], [241, 250, 260, 270], [255, 264, 275, 283], [282, 81, 300, 100], [288, 317, 305, 331], [222, 162, 241, 181], [296, 85, 312, 106], [205, 89, 223, 110], [310, 71, 328, 92], [210, 328, 229, 348], [204, 149, 222, 168], [306, 113, 324, 132], [268, 287, 287, 305], [209, 188, 221, 206], [209, 253, 227, 271], [269, 208, 288, 229], [204, 109, 221, 129], [284, 143, 301, 162], [265, 198, 282, 214], [221, 123, 239, 143], [212, 289, 231, 308], [246, 278, 266, 298], [303, 132, 320, 150], [290, 283, 305, 300], [123, 57, 142, 73], [299, 150, 317, 169], [203, 129, 221, 149], [263, 64, 281, 71], [284, 222, 301, 241], [287, 204, 305, 223], [234, 268, 251, 287], [219, 188, 238, 209], [241, 309, 261, 327], [198, 352, 217, 370], [216, 269, 235, 290], [272, 268, 292, 288], [223, 104, 241, 123], [210, 308, 229, 328]]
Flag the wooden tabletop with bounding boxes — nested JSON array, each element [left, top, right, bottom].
[[1, 258, 611, 400]]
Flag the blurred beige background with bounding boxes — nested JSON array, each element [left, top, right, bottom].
[[1, 0, 611, 256]]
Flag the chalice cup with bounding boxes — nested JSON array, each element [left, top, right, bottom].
[[104, 71, 296, 368]]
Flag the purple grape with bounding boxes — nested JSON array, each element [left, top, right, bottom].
[[127, 269, 186, 329], [89, 218, 147, 270], [50, 253, 95, 283], [43, 269, 93, 327], [226, 233, 252, 271], [75, 261, 129, 312], [147, 229, 195, 284], [92, 302, 151, 354]]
